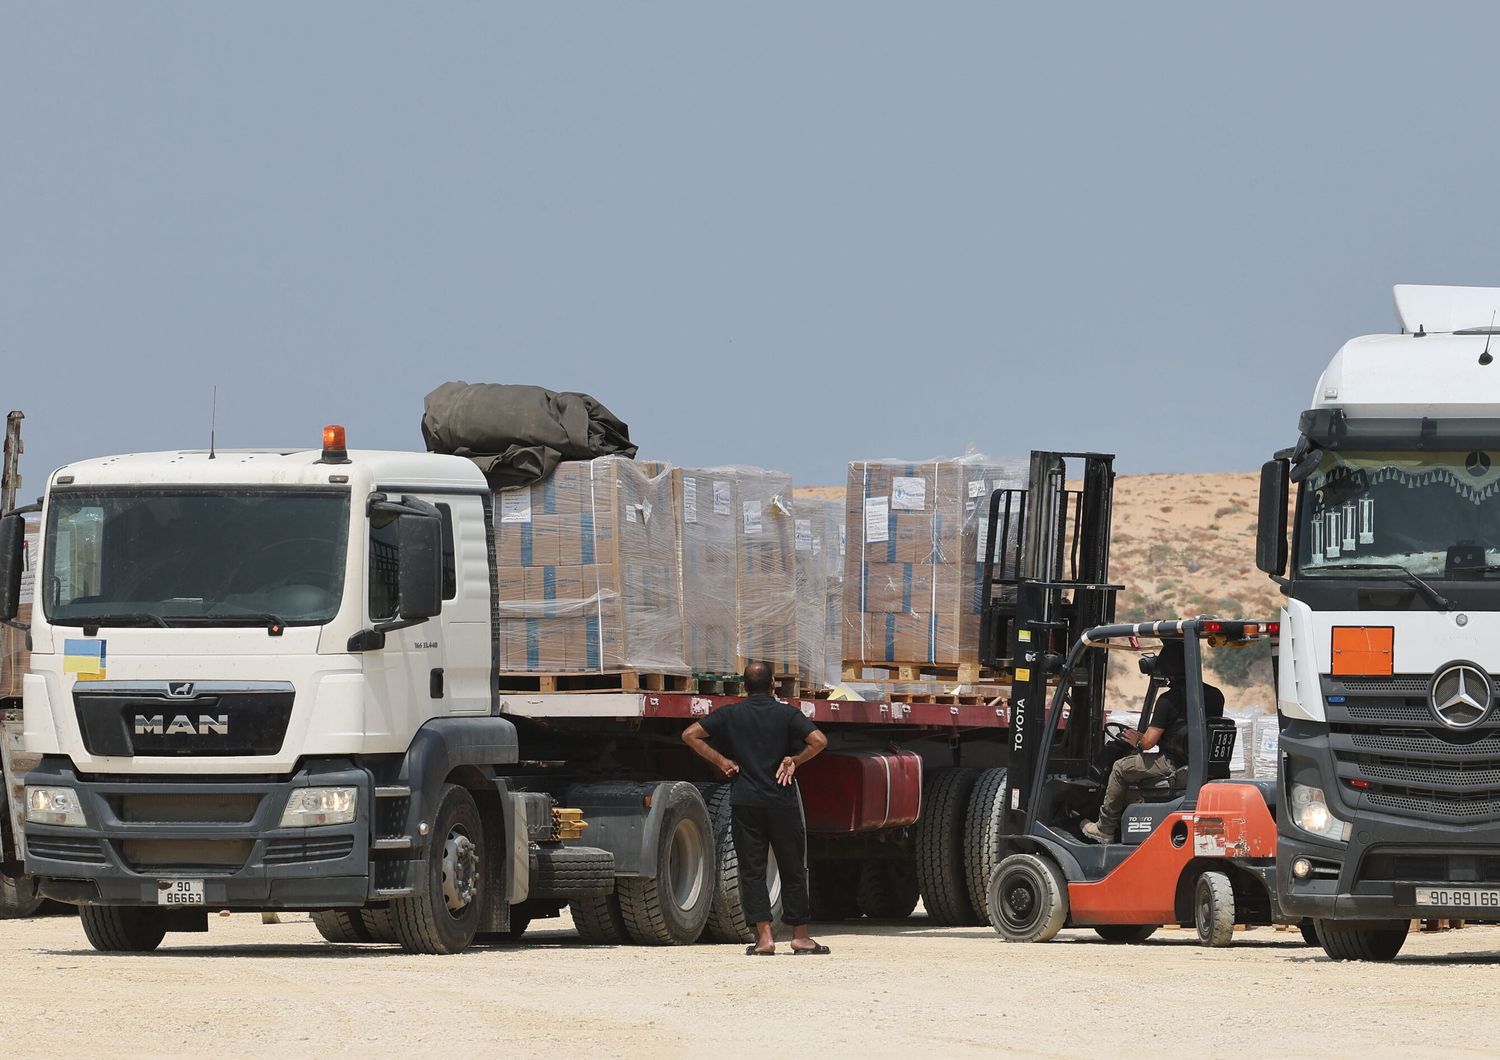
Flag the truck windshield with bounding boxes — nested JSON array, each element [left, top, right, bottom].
[[1297, 449, 1500, 579], [41, 489, 350, 626]]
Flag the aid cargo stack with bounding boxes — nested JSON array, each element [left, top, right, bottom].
[[842, 456, 1027, 680], [793, 497, 845, 691]]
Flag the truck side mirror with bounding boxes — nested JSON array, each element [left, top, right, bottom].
[[0, 514, 25, 622], [1256, 460, 1290, 577], [397, 512, 443, 623]]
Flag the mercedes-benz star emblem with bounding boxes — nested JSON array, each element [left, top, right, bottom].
[[1468, 451, 1492, 477], [1429, 663, 1493, 730]]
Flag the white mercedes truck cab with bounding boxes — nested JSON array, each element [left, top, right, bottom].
[[1258, 285, 1500, 961], [0, 427, 613, 954]]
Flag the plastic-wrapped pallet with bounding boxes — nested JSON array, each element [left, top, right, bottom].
[[1225, 711, 1256, 778], [842, 455, 1029, 672], [733, 468, 798, 678], [793, 497, 845, 690], [0, 514, 38, 699], [672, 468, 738, 675], [493, 457, 686, 674], [1253, 713, 1279, 779]]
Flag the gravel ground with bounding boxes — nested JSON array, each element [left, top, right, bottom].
[[3, 911, 1499, 1057]]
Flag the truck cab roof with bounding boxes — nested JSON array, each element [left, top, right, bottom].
[[47, 448, 489, 493]]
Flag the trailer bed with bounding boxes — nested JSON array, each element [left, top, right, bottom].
[[500, 691, 1011, 730]]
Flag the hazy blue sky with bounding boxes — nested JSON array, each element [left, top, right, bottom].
[[3, 4, 1497, 493]]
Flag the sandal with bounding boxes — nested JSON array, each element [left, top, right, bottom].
[[792, 943, 831, 955], [745, 945, 776, 956]]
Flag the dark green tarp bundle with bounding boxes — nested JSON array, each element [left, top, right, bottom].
[[421, 381, 638, 488]]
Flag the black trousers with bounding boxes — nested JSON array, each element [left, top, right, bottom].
[[731, 801, 812, 927]]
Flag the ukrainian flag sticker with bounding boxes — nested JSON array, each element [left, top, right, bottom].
[[63, 639, 106, 680]]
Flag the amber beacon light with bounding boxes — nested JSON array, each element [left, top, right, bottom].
[[320, 424, 350, 464]]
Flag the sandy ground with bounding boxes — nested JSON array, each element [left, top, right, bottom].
[[4, 911, 1500, 1057]]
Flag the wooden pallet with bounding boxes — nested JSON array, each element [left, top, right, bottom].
[[842, 660, 991, 685], [497, 670, 695, 694], [882, 689, 1007, 706]]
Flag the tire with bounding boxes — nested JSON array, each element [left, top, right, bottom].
[[963, 768, 1007, 921], [856, 860, 920, 920], [699, 783, 782, 944], [531, 846, 615, 901], [1095, 924, 1158, 944], [312, 909, 372, 944], [0, 872, 45, 919], [1314, 919, 1409, 962], [808, 860, 862, 921], [390, 784, 486, 955], [1195, 871, 1236, 947], [79, 906, 167, 953], [571, 888, 629, 944], [987, 853, 1068, 943], [617, 782, 715, 945], [915, 767, 982, 925], [1298, 919, 1319, 947], [360, 906, 397, 944]]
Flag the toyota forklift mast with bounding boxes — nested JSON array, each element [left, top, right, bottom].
[[979, 451, 1119, 829]]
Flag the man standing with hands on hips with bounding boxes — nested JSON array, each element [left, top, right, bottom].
[[682, 660, 830, 955]]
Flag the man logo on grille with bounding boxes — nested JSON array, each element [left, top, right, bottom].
[[1429, 663, 1493, 730]]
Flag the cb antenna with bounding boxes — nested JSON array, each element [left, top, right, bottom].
[[1482, 313, 1498, 367], [209, 385, 218, 459]]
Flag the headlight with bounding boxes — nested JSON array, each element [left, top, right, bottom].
[[280, 787, 358, 827], [1291, 783, 1351, 842], [25, 786, 86, 827]]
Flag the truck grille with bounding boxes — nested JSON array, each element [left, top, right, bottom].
[[1360, 849, 1500, 883], [27, 835, 107, 864], [73, 681, 295, 757], [263, 836, 355, 864], [109, 793, 262, 824], [118, 838, 254, 872], [1326, 674, 1500, 822]]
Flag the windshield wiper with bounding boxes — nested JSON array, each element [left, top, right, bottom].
[[1315, 563, 1453, 610], [181, 609, 288, 632], [69, 612, 171, 630]]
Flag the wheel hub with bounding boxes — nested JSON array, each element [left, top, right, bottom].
[[442, 830, 479, 913]]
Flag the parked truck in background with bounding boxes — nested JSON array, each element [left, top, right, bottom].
[[1258, 284, 1500, 961], [0, 427, 1078, 953]]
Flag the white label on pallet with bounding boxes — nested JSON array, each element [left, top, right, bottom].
[[795, 518, 813, 551], [892, 477, 926, 511], [743, 500, 763, 535], [682, 476, 698, 524], [839, 525, 846, 556], [864, 496, 890, 543], [713, 480, 732, 516], [499, 487, 532, 524], [968, 479, 987, 499]]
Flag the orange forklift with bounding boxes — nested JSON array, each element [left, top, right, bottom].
[[977, 454, 1294, 945]]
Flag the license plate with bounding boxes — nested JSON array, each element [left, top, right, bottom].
[[1414, 887, 1500, 909], [156, 879, 205, 906]]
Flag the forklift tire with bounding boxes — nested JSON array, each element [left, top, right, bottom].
[[571, 888, 630, 944], [80, 906, 168, 953], [1313, 919, 1409, 962], [0, 872, 45, 919], [963, 768, 1007, 922], [1095, 924, 1158, 944], [617, 782, 714, 945], [1194, 871, 1236, 947], [915, 767, 983, 925], [987, 853, 1067, 943], [312, 909, 373, 944], [699, 782, 781, 944], [808, 861, 862, 921], [856, 860, 920, 920]]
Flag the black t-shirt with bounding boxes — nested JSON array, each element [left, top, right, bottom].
[[1149, 682, 1225, 765], [699, 693, 818, 807]]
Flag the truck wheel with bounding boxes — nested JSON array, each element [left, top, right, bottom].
[[0, 872, 45, 919], [699, 783, 781, 944], [618, 782, 714, 945], [312, 909, 372, 944], [963, 768, 1007, 921], [360, 906, 397, 944], [571, 888, 629, 944], [1195, 871, 1236, 947], [915, 767, 982, 925], [1314, 919, 1409, 962], [390, 783, 485, 955], [1095, 924, 1158, 943], [531, 846, 616, 900], [856, 860, 920, 920], [988, 853, 1067, 942], [808, 861, 862, 921], [1298, 919, 1319, 946], [80, 906, 168, 952]]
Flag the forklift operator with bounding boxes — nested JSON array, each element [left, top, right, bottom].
[[1082, 640, 1225, 843]]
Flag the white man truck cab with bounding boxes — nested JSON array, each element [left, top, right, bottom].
[[0, 428, 616, 954], [1258, 285, 1500, 961]]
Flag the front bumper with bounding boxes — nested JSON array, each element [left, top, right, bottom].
[[23, 756, 376, 909]]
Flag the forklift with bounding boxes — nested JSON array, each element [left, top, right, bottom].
[[978, 452, 1287, 945]]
